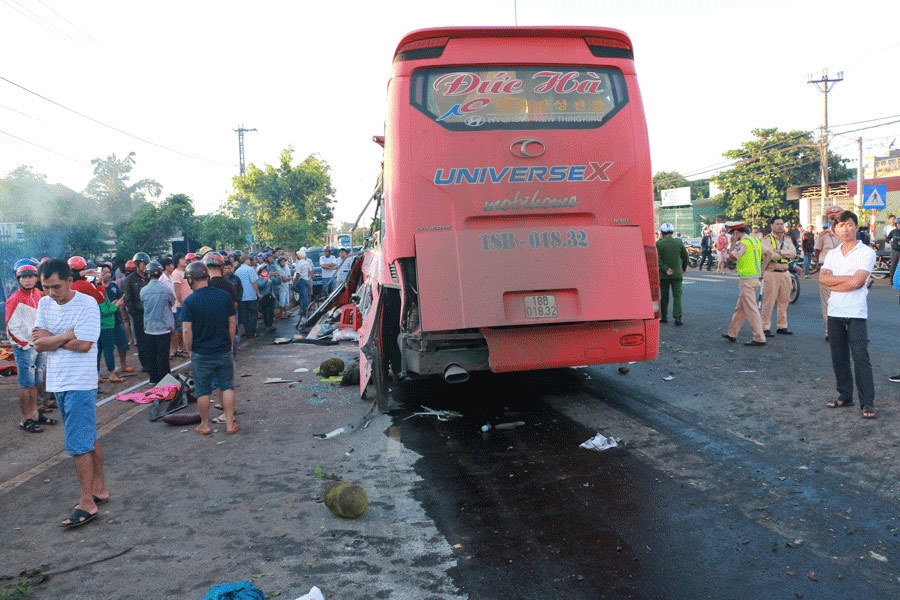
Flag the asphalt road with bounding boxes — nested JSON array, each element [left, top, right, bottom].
[[3, 273, 899, 599], [391, 271, 900, 599]]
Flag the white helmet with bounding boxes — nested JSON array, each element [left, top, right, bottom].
[[296, 247, 307, 258], [660, 222, 674, 233]]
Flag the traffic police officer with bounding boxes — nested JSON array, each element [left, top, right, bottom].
[[723, 221, 766, 346], [760, 215, 797, 337]]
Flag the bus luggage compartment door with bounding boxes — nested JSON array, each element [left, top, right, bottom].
[[414, 225, 653, 332]]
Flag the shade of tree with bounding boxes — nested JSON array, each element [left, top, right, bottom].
[[712, 128, 854, 226], [229, 147, 335, 248], [83, 152, 161, 221], [0, 166, 107, 261], [653, 170, 711, 202]]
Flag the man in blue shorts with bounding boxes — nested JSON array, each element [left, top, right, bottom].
[[33, 258, 108, 528], [181, 262, 238, 435]]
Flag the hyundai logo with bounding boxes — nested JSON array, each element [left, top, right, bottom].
[[509, 139, 546, 158]]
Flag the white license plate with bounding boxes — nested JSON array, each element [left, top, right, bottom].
[[524, 294, 558, 319]]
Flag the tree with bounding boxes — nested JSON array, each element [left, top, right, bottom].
[[713, 128, 854, 226], [653, 170, 711, 202], [195, 213, 248, 250], [0, 166, 107, 259], [115, 202, 170, 259], [83, 152, 161, 222], [230, 147, 335, 248]]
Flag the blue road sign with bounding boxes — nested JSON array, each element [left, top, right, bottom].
[[863, 184, 887, 209]]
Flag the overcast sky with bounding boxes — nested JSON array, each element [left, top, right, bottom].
[[1, 0, 898, 225]]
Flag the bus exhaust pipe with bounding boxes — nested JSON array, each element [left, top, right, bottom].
[[443, 364, 469, 384]]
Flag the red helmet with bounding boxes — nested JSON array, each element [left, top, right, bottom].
[[15, 264, 38, 278], [202, 252, 224, 267], [125, 260, 136, 272], [185, 252, 198, 261], [67, 256, 87, 270]]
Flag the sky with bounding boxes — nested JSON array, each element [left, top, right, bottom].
[[1, 0, 899, 226]]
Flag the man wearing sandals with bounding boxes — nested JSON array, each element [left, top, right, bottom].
[[5, 260, 54, 434], [33, 259, 109, 527], [820, 211, 878, 419], [181, 262, 238, 435]]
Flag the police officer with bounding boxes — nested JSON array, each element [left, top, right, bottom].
[[656, 222, 688, 325], [760, 216, 797, 337], [723, 222, 766, 346]]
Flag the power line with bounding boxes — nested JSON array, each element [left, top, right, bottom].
[[0, 103, 31, 117], [0, 75, 225, 165], [830, 113, 900, 129], [33, 0, 101, 45], [0, 0, 77, 44], [0, 128, 84, 163]]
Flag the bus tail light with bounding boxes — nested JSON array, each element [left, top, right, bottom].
[[644, 245, 660, 319], [585, 35, 634, 60], [620, 334, 644, 347], [395, 37, 449, 61]]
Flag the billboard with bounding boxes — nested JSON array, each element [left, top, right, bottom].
[[660, 187, 691, 207], [0, 223, 25, 242]]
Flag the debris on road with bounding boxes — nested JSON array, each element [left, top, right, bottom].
[[618, 366, 630, 374], [264, 378, 292, 384], [318, 358, 345, 377], [313, 400, 377, 439], [869, 550, 888, 562], [162, 412, 201, 426], [293, 368, 310, 373], [293, 585, 326, 600], [203, 580, 265, 600], [662, 375, 675, 381], [404, 406, 463, 421], [324, 481, 368, 519], [494, 421, 525, 431], [579, 433, 618, 451]]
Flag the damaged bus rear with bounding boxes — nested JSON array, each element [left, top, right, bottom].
[[359, 27, 659, 406]]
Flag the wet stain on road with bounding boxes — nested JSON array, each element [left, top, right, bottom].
[[391, 370, 881, 599]]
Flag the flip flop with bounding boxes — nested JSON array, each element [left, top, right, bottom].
[[212, 415, 227, 424], [37, 413, 58, 426], [19, 418, 43, 433], [195, 426, 213, 435], [61, 508, 97, 528]]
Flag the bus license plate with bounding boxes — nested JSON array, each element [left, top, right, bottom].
[[524, 295, 558, 319]]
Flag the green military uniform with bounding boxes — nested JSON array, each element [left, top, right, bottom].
[[656, 235, 689, 321]]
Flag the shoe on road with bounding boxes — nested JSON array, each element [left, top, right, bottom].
[[674, 319, 682, 326], [889, 374, 900, 383], [763, 330, 775, 338], [660, 318, 668, 323], [776, 328, 793, 335], [744, 340, 766, 346], [722, 334, 736, 343]]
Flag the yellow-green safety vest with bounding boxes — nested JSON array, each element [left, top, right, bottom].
[[737, 236, 762, 278], [769, 234, 789, 264]]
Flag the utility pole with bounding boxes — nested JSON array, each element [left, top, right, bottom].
[[233, 125, 257, 175], [807, 70, 843, 220]]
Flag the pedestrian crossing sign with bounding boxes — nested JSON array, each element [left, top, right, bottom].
[[862, 184, 887, 209]]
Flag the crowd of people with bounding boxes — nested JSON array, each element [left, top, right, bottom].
[[657, 209, 881, 422], [4, 244, 356, 528]]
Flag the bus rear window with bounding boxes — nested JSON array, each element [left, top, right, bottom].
[[410, 66, 628, 131]]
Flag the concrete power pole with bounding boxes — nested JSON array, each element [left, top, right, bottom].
[[233, 125, 257, 175], [807, 71, 843, 220]]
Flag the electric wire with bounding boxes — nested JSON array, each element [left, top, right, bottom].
[[0, 0, 77, 43], [0, 128, 85, 163], [33, 0, 101, 45], [0, 75, 225, 165]]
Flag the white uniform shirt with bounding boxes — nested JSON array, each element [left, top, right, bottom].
[[319, 255, 339, 279], [294, 258, 313, 281], [34, 292, 101, 392], [822, 241, 876, 319]]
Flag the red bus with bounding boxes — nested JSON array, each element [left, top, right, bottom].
[[356, 27, 659, 406]]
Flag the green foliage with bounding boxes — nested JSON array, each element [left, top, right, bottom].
[[230, 147, 335, 248], [0, 166, 107, 259], [194, 213, 248, 250], [713, 128, 853, 226], [653, 170, 711, 203], [83, 152, 161, 222]]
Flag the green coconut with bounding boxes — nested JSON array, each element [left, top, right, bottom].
[[324, 481, 368, 519], [319, 357, 346, 378]]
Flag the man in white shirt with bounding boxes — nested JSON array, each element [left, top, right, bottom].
[[294, 248, 313, 313], [319, 246, 339, 294], [819, 210, 877, 418], [33, 259, 108, 527]]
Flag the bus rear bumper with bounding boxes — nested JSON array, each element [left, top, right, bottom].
[[482, 319, 658, 373]]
